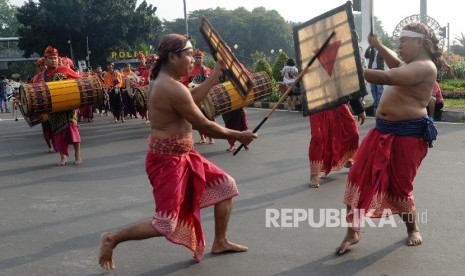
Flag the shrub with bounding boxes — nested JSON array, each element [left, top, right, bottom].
[[272, 52, 288, 82]]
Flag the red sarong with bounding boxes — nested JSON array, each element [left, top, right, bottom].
[[344, 128, 427, 229], [146, 133, 238, 262], [52, 121, 81, 156], [309, 104, 359, 176]]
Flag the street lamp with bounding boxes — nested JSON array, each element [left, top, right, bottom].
[[270, 49, 275, 54], [67, 39, 75, 67], [233, 44, 238, 50], [279, 49, 283, 53]]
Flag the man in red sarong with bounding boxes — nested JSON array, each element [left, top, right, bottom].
[[33, 46, 83, 165], [336, 22, 440, 255], [308, 100, 366, 188], [98, 34, 257, 270]]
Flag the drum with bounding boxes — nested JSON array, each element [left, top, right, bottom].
[[133, 85, 148, 110], [202, 71, 272, 119], [19, 76, 103, 116], [24, 113, 48, 127]]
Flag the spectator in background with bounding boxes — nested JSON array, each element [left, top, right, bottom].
[[0, 75, 8, 113], [365, 42, 385, 112], [281, 58, 300, 111]]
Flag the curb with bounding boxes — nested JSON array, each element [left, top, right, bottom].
[[251, 102, 465, 123]]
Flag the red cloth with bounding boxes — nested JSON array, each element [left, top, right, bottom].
[[344, 128, 428, 230], [146, 133, 239, 262], [43, 66, 81, 80], [136, 65, 149, 85], [52, 121, 81, 156], [432, 82, 443, 103], [44, 45, 58, 57], [308, 104, 359, 176], [223, 109, 248, 147], [181, 65, 211, 86]]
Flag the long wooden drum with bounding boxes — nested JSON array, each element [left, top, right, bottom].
[[19, 76, 103, 116], [133, 85, 148, 110], [202, 71, 272, 119]]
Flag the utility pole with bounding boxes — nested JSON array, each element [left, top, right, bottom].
[[86, 36, 91, 67], [183, 0, 188, 37]]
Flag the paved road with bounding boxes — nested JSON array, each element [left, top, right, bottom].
[[1, 109, 465, 276]]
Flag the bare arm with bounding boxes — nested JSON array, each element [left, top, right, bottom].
[[364, 60, 434, 86], [190, 60, 226, 104], [368, 34, 401, 69], [171, 83, 257, 145]]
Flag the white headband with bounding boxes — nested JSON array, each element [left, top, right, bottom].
[[400, 30, 425, 38], [181, 40, 193, 51]]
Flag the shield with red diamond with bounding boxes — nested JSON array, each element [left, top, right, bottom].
[[293, 2, 367, 116]]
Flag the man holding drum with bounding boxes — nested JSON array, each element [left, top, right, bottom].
[[98, 34, 257, 270], [33, 46, 83, 166]]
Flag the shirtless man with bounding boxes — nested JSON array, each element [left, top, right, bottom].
[[337, 22, 440, 255], [99, 34, 257, 270]]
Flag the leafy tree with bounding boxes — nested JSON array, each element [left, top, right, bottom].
[[272, 51, 288, 82], [451, 33, 465, 57], [0, 0, 19, 38], [15, 0, 162, 67], [163, 7, 295, 68]]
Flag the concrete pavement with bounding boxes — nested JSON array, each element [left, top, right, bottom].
[[1, 109, 465, 275]]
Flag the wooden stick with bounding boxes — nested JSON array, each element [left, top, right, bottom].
[[233, 31, 336, 156], [370, 0, 374, 35]]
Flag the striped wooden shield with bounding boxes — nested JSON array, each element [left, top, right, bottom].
[[293, 2, 367, 116], [199, 17, 254, 98]]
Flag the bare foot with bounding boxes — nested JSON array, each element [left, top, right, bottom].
[[211, 240, 248, 254], [407, 230, 422, 246], [57, 157, 67, 166], [226, 146, 237, 152], [336, 230, 360, 255], [99, 232, 116, 270], [309, 175, 320, 188], [209, 139, 215, 144], [75, 160, 83, 165]]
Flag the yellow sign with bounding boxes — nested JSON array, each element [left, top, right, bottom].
[[110, 50, 149, 60]]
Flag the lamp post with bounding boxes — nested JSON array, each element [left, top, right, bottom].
[[233, 44, 238, 50], [183, 0, 188, 36], [86, 36, 90, 67], [67, 39, 75, 66]]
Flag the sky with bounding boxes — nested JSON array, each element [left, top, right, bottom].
[[9, 0, 464, 44]]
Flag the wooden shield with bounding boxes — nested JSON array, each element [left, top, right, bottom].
[[199, 17, 254, 98], [293, 2, 367, 116]]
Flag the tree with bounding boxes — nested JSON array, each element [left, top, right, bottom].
[[15, 0, 162, 67], [254, 58, 272, 77], [0, 0, 19, 38], [451, 32, 465, 57], [162, 7, 295, 68]]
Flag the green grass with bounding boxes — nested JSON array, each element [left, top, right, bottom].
[[444, 98, 465, 108]]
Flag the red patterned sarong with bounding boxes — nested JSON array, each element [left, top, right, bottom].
[[344, 128, 428, 230], [309, 104, 359, 176], [146, 133, 238, 262], [52, 121, 81, 156]]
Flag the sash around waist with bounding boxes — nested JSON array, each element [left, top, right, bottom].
[[148, 133, 193, 155], [375, 117, 437, 148]]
